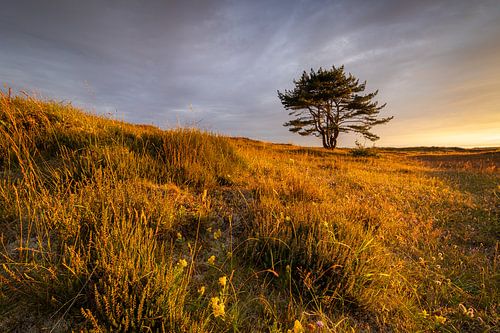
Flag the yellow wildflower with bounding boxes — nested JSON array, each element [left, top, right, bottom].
[[198, 286, 205, 296], [293, 320, 304, 333], [434, 315, 446, 324], [421, 309, 429, 318], [219, 276, 227, 287], [211, 297, 225, 318], [177, 259, 188, 269], [208, 255, 216, 265], [214, 229, 222, 240]]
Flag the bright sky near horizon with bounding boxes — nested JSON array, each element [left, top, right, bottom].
[[1, 0, 499, 147]]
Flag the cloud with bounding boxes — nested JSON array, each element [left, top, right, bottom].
[[1, 0, 499, 147]]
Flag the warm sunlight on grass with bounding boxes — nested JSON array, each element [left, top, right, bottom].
[[1, 94, 498, 332]]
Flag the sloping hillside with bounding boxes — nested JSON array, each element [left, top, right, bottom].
[[1, 94, 498, 332]]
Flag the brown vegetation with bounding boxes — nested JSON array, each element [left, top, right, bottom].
[[0, 93, 498, 332]]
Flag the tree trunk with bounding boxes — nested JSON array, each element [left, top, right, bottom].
[[324, 137, 335, 149], [330, 129, 339, 149]]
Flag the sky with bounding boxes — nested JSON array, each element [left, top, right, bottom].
[[1, 0, 499, 148]]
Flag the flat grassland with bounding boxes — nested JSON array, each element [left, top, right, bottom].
[[1, 95, 498, 332]]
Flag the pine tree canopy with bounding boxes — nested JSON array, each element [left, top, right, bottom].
[[278, 65, 393, 149]]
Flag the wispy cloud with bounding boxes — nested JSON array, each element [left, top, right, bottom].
[[1, 0, 499, 147]]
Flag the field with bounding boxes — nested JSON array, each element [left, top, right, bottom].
[[0, 94, 498, 332]]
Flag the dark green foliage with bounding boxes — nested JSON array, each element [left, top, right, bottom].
[[278, 65, 393, 148]]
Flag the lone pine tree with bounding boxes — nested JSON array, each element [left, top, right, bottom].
[[278, 65, 393, 148]]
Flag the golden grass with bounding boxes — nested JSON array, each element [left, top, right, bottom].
[[0, 93, 498, 332]]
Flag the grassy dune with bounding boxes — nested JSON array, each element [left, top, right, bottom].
[[0, 94, 498, 332]]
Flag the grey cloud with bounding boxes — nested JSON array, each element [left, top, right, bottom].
[[1, 0, 499, 147]]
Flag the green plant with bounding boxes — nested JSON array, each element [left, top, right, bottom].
[[350, 140, 378, 157]]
